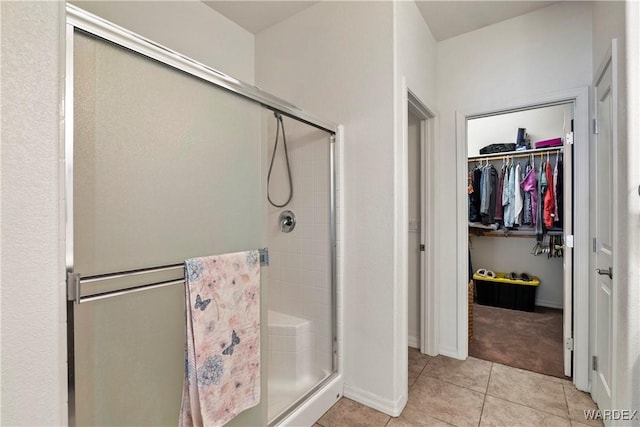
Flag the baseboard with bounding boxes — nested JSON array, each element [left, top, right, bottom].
[[535, 299, 563, 310], [408, 335, 419, 349], [343, 383, 407, 417], [438, 345, 462, 360]]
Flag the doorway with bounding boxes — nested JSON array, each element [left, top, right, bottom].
[[405, 90, 436, 359], [455, 88, 591, 390], [408, 110, 422, 350], [465, 102, 573, 379]]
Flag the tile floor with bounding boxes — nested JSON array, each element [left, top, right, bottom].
[[314, 348, 602, 427]]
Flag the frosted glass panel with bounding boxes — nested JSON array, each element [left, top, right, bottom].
[[74, 30, 263, 275], [73, 30, 265, 426], [74, 285, 185, 426]]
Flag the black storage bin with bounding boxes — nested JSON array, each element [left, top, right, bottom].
[[473, 272, 539, 312]]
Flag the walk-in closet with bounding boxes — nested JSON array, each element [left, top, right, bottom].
[[467, 103, 573, 379]]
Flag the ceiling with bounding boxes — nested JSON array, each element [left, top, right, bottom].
[[203, 1, 557, 41]]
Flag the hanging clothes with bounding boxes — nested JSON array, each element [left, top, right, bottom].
[[469, 167, 482, 222], [480, 164, 490, 215], [521, 163, 537, 227], [536, 161, 547, 241], [503, 164, 516, 228], [544, 161, 555, 228], [522, 163, 533, 225], [481, 165, 498, 224], [494, 165, 505, 222], [554, 154, 564, 227], [514, 162, 523, 226]]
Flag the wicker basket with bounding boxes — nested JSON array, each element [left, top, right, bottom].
[[468, 280, 474, 340]]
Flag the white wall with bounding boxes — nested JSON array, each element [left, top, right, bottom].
[[256, 1, 400, 413], [592, 0, 640, 415], [257, 0, 436, 416], [394, 1, 438, 108], [71, 1, 255, 84], [1, 2, 66, 425], [436, 2, 593, 358], [1, 2, 256, 424], [467, 103, 572, 156], [393, 0, 438, 410]]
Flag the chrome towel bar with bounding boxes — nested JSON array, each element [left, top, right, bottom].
[[68, 248, 268, 304]]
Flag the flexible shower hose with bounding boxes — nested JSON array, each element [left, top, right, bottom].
[[267, 112, 293, 207]]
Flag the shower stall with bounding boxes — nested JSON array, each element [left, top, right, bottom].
[[265, 115, 336, 423], [66, 5, 341, 426]]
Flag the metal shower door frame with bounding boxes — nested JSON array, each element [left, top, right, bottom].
[[64, 5, 340, 425]]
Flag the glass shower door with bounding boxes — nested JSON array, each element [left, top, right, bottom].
[[71, 29, 266, 426]]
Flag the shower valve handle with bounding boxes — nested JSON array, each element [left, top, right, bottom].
[[279, 210, 296, 233]]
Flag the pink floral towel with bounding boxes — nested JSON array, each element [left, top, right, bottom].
[[179, 250, 261, 427]]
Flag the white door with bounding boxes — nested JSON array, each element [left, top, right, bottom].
[[592, 41, 617, 413]]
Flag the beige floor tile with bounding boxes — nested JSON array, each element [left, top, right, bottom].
[[563, 385, 603, 427], [409, 348, 431, 370], [480, 395, 572, 427], [406, 375, 485, 426], [388, 405, 452, 426], [317, 398, 390, 427], [409, 348, 431, 388], [408, 368, 420, 388], [421, 355, 492, 393], [487, 363, 569, 417]]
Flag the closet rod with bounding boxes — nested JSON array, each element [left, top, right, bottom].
[[468, 147, 562, 162]]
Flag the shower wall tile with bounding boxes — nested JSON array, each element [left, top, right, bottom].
[[266, 116, 339, 382]]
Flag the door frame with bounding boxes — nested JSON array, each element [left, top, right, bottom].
[[407, 90, 437, 356], [455, 87, 590, 391]]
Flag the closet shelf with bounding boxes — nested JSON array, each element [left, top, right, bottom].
[[469, 226, 563, 238], [468, 146, 563, 162]]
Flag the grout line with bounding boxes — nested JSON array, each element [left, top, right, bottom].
[[477, 362, 493, 427]]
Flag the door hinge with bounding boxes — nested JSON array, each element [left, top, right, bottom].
[[593, 118, 599, 135], [566, 131, 574, 145], [566, 235, 574, 248], [419, 244, 425, 252], [565, 337, 574, 351], [592, 355, 598, 371]]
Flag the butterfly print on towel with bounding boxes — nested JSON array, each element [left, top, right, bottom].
[[194, 294, 211, 311], [222, 330, 240, 356]]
